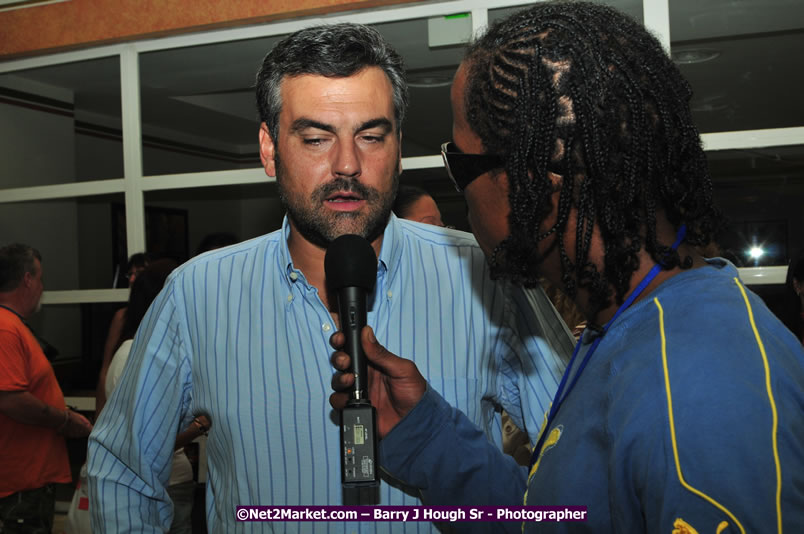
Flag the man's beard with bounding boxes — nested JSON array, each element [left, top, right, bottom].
[[276, 161, 399, 249]]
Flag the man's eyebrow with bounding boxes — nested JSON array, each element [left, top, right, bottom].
[[289, 118, 336, 134], [355, 118, 393, 134]]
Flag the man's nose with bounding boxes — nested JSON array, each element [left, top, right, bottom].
[[332, 140, 361, 178]]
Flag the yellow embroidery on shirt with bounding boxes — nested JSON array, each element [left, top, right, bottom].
[[527, 425, 562, 481], [523, 418, 562, 533], [671, 518, 731, 534], [672, 518, 699, 534]]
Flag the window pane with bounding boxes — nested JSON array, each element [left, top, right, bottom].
[[710, 145, 804, 267], [139, 37, 284, 176], [0, 194, 126, 290], [28, 302, 127, 400], [373, 17, 466, 158], [144, 183, 284, 257], [671, 1, 804, 133], [0, 56, 123, 188]]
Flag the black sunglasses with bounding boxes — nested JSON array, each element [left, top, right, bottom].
[[441, 142, 504, 192]]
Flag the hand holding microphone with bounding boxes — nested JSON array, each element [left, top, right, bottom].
[[325, 234, 382, 503], [325, 234, 377, 402], [329, 326, 426, 439]]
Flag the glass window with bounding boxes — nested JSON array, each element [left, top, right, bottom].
[[139, 36, 285, 176], [139, 17, 467, 169], [28, 304, 86, 392], [0, 56, 123, 188], [27, 302, 130, 398], [671, 1, 804, 133], [709, 144, 804, 267], [144, 183, 283, 257], [373, 17, 466, 158], [0, 194, 126, 290]]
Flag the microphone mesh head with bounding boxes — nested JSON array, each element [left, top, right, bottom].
[[324, 234, 377, 291]]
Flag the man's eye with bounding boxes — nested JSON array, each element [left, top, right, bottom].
[[361, 135, 385, 143], [303, 138, 323, 146]]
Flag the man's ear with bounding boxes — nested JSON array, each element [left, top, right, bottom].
[[259, 122, 277, 178]]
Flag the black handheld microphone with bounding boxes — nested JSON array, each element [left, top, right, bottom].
[[324, 234, 380, 504]]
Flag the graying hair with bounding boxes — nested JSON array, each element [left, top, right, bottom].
[[256, 23, 408, 142], [0, 243, 41, 292]]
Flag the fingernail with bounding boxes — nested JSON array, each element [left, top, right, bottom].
[[368, 328, 377, 344]]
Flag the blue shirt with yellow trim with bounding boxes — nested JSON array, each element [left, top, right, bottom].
[[380, 259, 804, 533]]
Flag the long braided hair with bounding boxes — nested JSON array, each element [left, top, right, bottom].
[[464, 1, 721, 315]]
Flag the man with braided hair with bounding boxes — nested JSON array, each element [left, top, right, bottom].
[[330, 2, 804, 532]]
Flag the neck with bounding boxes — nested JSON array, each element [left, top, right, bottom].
[[582, 243, 706, 326], [286, 222, 384, 313]]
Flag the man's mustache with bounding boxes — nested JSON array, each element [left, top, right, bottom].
[[313, 178, 378, 203]]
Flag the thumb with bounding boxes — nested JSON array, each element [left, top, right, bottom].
[[361, 326, 397, 371]]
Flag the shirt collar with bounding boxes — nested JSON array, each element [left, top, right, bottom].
[[277, 213, 404, 287], [377, 213, 403, 282], [0, 303, 24, 322], [279, 216, 296, 285]]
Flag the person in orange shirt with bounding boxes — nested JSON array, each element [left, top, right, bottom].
[[0, 243, 92, 534]]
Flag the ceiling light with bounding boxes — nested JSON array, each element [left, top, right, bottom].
[[748, 246, 765, 260], [407, 75, 453, 89], [671, 48, 721, 65]]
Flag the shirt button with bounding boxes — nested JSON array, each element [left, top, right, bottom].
[[287, 294, 293, 302], [386, 290, 393, 298], [289, 272, 298, 281], [322, 323, 331, 332]]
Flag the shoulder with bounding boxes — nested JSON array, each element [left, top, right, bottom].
[[106, 339, 134, 394], [395, 218, 481, 251], [605, 264, 804, 461], [111, 307, 126, 326], [0, 308, 24, 332], [169, 232, 282, 287], [0, 310, 37, 355], [391, 219, 492, 278]]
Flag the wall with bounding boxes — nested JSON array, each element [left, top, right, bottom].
[[0, 0, 423, 59]]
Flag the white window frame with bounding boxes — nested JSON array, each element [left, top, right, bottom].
[[0, 0, 799, 308]]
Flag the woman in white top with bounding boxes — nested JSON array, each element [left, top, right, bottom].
[[103, 259, 209, 534]]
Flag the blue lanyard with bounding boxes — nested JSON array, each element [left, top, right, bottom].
[[529, 225, 687, 468]]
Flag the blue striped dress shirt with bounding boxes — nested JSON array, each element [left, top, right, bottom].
[[88, 214, 569, 533]]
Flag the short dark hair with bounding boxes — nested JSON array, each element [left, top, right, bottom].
[[126, 253, 151, 273], [463, 1, 721, 313], [256, 23, 408, 142], [120, 259, 178, 342], [195, 232, 239, 256], [393, 184, 430, 219], [0, 243, 41, 293]]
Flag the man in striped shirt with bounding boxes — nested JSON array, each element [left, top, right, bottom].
[[87, 23, 571, 532]]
